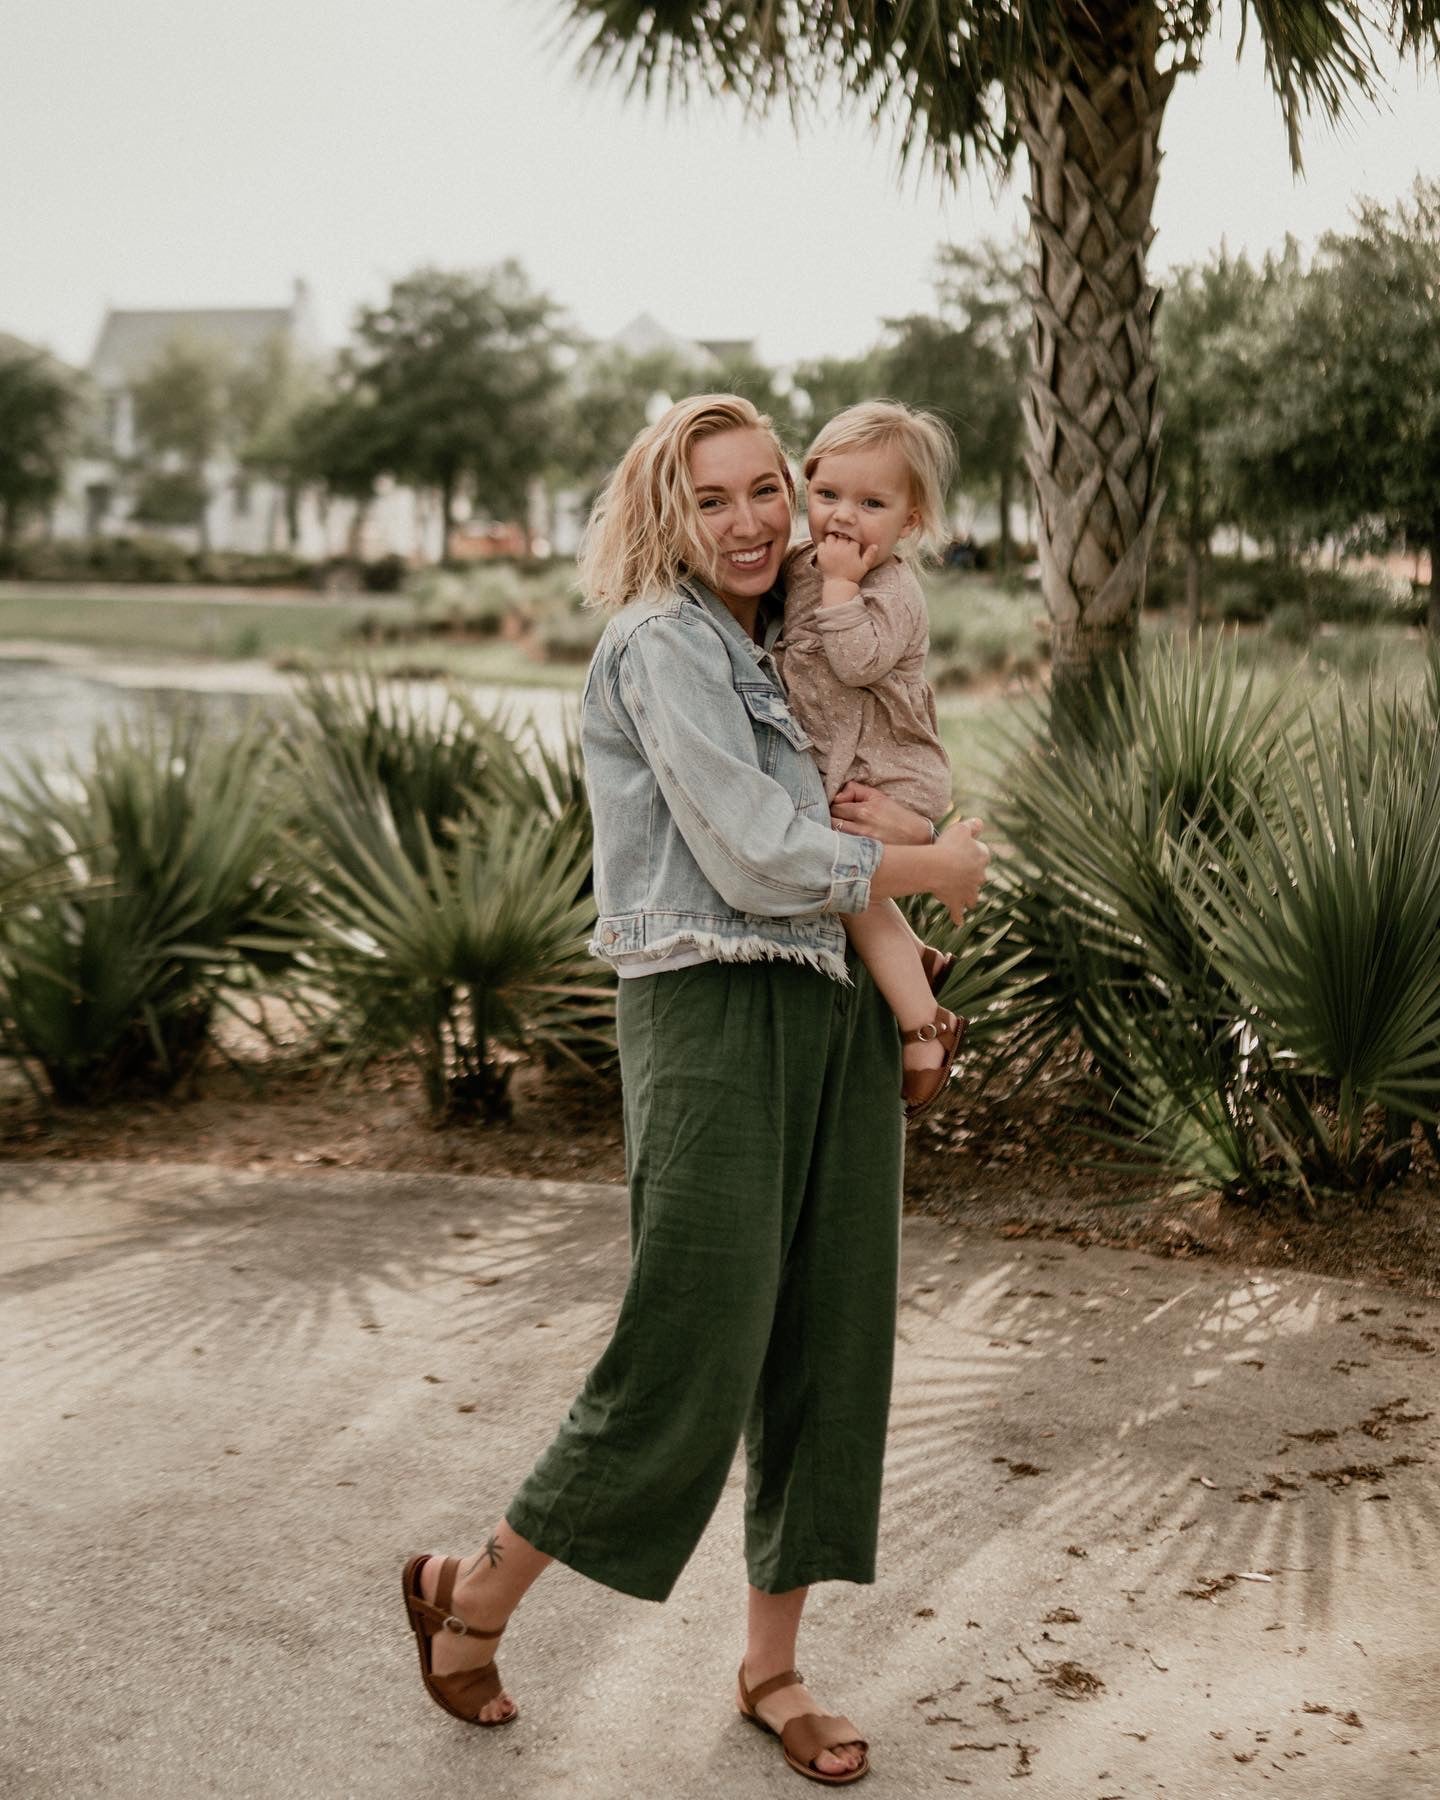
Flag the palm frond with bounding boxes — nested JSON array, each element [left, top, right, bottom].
[[556, 0, 1440, 179]]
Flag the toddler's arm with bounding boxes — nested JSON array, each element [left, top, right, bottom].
[[810, 549, 928, 689]]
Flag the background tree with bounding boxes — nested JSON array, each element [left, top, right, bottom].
[[789, 351, 888, 437], [130, 335, 233, 546], [560, 0, 1440, 726], [0, 341, 78, 551], [286, 382, 394, 559], [555, 343, 696, 504], [1218, 184, 1440, 632], [349, 262, 568, 560], [229, 334, 327, 549], [702, 347, 801, 443], [883, 240, 1028, 569], [1153, 246, 1281, 622]]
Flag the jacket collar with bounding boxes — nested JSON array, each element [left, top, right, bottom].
[[681, 577, 785, 663]]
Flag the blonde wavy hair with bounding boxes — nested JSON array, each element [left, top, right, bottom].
[[803, 400, 956, 561], [579, 393, 795, 611]]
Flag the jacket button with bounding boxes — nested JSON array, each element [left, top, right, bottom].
[[602, 928, 617, 944]]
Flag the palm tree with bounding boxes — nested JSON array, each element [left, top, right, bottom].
[[556, 0, 1440, 724]]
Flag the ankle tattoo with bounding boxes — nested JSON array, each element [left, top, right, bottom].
[[480, 1533, 504, 1569]]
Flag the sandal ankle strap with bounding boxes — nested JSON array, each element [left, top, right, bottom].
[[416, 1554, 507, 1639], [409, 1592, 508, 1640], [741, 1664, 804, 1708], [901, 1007, 959, 1048]]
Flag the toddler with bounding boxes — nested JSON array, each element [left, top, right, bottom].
[[778, 400, 964, 1116]]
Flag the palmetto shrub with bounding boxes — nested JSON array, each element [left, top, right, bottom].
[[286, 674, 609, 1119], [0, 711, 285, 1103], [992, 637, 1440, 1205], [291, 668, 591, 866], [993, 636, 1285, 1075], [901, 891, 1035, 1063]]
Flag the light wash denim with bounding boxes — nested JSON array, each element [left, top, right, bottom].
[[582, 579, 882, 982]]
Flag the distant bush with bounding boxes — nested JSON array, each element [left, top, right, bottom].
[[400, 561, 594, 660], [360, 552, 408, 593], [0, 535, 316, 587], [1148, 554, 1418, 628], [191, 549, 317, 587], [926, 576, 1046, 688], [528, 595, 605, 664], [405, 564, 526, 633], [1265, 599, 1311, 645]]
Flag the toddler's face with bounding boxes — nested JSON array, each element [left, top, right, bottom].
[[806, 445, 919, 569]]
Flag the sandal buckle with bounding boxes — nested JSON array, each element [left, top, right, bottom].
[[915, 1021, 938, 1042], [442, 1614, 468, 1635]]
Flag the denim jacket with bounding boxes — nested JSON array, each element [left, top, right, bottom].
[[582, 579, 881, 983]]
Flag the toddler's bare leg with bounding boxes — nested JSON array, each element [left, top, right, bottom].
[[843, 901, 944, 1071]]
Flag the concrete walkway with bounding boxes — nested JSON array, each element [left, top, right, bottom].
[[2, 1160, 1436, 1799]]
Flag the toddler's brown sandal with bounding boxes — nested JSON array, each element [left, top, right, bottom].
[[737, 1664, 870, 1786], [901, 1006, 968, 1119], [919, 944, 955, 997], [401, 1553, 517, 1727]]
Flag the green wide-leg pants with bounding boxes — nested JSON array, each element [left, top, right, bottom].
[[505, 955, 904, 1602]]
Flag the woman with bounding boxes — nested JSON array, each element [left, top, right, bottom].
[[401, 395, 990, 1787]]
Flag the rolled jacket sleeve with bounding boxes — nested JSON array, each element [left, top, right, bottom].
[[615, 614, 879, 919]]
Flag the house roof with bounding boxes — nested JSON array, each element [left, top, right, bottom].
[[608, 311, 715, 367], [695, 338, 754, 365], [90, 309, 290, 387], [89, 283, 318, 387]]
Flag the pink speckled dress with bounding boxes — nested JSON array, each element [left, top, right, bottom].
[[777, 542, 952, 822]]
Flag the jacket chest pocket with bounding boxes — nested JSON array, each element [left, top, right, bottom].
[[737, 682, 813, 775]]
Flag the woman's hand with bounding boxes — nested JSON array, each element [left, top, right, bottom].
[[931, 818, 990, 923], [831, 781, 934, 846]]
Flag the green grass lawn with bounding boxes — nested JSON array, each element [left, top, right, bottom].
[[0, 591, 392, 660], [309, 637, 593, 691], [3, 579, 1430, 788]]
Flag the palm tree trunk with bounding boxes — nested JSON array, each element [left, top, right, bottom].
[[1016, 0, 1179, 732], [439, 471, 456, 567], [998, 463, 1014, 572]]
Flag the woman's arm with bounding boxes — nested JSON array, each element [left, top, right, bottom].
[[612, 612, 880, 919], [869, 820, 989, 923], [830, 781, 989, 918]]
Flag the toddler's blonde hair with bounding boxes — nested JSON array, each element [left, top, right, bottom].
[[803, 400, 956, 560], [580, 393, 795, 611]]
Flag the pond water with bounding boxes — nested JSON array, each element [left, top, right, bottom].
[[0, 657, 576, 795], [0, 660, 271, 788]]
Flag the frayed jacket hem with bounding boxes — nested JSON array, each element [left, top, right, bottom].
[[591, 929, 853, 986]]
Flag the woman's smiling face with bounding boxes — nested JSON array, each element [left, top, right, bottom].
[[688, 428, 793, 609]]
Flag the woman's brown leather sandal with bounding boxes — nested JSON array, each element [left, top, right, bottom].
[[401, 1554, 517, 1727], [901, 1006, 968, 1119], [919, 944, 955, 997], [737, 1663, 870, 1786]]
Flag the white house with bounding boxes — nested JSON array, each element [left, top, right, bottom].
[[54, 281, 437, 562]]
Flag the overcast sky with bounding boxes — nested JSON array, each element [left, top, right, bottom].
[[3, 1, 1439, 370]]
